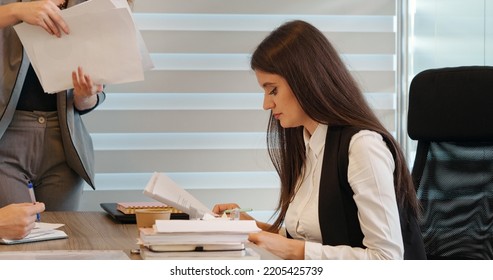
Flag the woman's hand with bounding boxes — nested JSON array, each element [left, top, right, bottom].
[[0, 202, 45, 240], [212, 203, 275, 231], [72, 66, 102, 111], [212, 203, 255, 220], [212, 203, 240, 215], [212, 203, 251, 220], [249, 231, 305, 260], [11, 0, 69, 37]]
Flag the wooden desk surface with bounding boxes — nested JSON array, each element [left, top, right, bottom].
[[0, 211, 280, 260], [0, 211, 140, 259]]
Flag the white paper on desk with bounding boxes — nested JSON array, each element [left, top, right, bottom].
[[143, 172, 214, 219], [0, 222, 67, 245], [155, 219, 261, 234], [13, 0, 152, 93]]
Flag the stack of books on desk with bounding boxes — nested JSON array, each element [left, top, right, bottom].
[[139, 219, 261, 259]]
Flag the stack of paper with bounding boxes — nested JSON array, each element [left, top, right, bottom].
[[13, 0, 153, 93], [138, 219, 261, 259], [139, 246, 260, 260], [140, 172, 263, 259], [140, 219, 261, 246]]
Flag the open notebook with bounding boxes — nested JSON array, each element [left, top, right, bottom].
[[0, 222, 67, 245]]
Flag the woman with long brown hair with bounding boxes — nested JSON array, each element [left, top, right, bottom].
[[214, 20, 425, 259]]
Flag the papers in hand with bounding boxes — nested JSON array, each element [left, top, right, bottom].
[[13, 0, 153, 93], [0, 222, 67, 245], [143, 172, 214, 219]]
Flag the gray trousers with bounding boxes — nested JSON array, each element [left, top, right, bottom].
[[0, 110, 83, 211]]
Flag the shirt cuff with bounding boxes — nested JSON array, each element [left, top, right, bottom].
[[304, 241, 323, 260], [76, 94, 100, 115]]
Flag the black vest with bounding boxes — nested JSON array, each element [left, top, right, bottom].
[[316, 126, 426, 259]]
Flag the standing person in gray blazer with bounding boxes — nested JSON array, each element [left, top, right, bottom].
[[0, 0, 104, 210]]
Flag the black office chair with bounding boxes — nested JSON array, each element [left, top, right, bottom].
[[408, 66, 493, 259]]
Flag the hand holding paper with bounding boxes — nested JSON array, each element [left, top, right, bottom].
[[143, 172, 215, 220], [13, 0, 153, 93], [72, 66, 102, 111], [8, 0, 70, 37]]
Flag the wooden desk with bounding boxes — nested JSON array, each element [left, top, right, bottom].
[[0, 211, 280, 260], [0, 212, 139, 259]]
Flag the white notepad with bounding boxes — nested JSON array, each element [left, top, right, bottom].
[[0, 222, 67, 245]]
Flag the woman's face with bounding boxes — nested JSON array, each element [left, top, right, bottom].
[[255, 70, 317, 133]]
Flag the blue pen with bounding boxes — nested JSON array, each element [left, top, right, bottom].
[[27, 181, 40, 222]]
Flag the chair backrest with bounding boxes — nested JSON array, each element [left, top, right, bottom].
[[408, 66, 493, 259]]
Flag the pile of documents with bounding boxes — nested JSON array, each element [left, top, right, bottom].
[[140, 172, 262, 259], [139, 219, 262, 259]]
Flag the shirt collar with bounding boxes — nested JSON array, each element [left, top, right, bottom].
[[303, 124, 327, 158]]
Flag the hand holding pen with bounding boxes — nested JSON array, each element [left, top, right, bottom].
[[224, 208, 253, 220], [0, 203, 45, 239], [212, 203, 254, 221], [27, 181, 41, 222]]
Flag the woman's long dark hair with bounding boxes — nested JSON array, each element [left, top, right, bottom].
[[251, 20, 419, 232]]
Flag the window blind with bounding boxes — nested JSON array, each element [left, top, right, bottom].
[[80, 0, 398, 222]]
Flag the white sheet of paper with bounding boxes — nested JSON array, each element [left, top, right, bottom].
[[13, 0, 151, 93], [0, 222, 67, 245], [61, 0, 154, 72], [108, 0, 154, 71], [154, 220, 261, 234], [143, 172, 215, 219]]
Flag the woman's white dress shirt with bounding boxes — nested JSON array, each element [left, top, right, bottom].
[[284, 124, 404, 259]]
